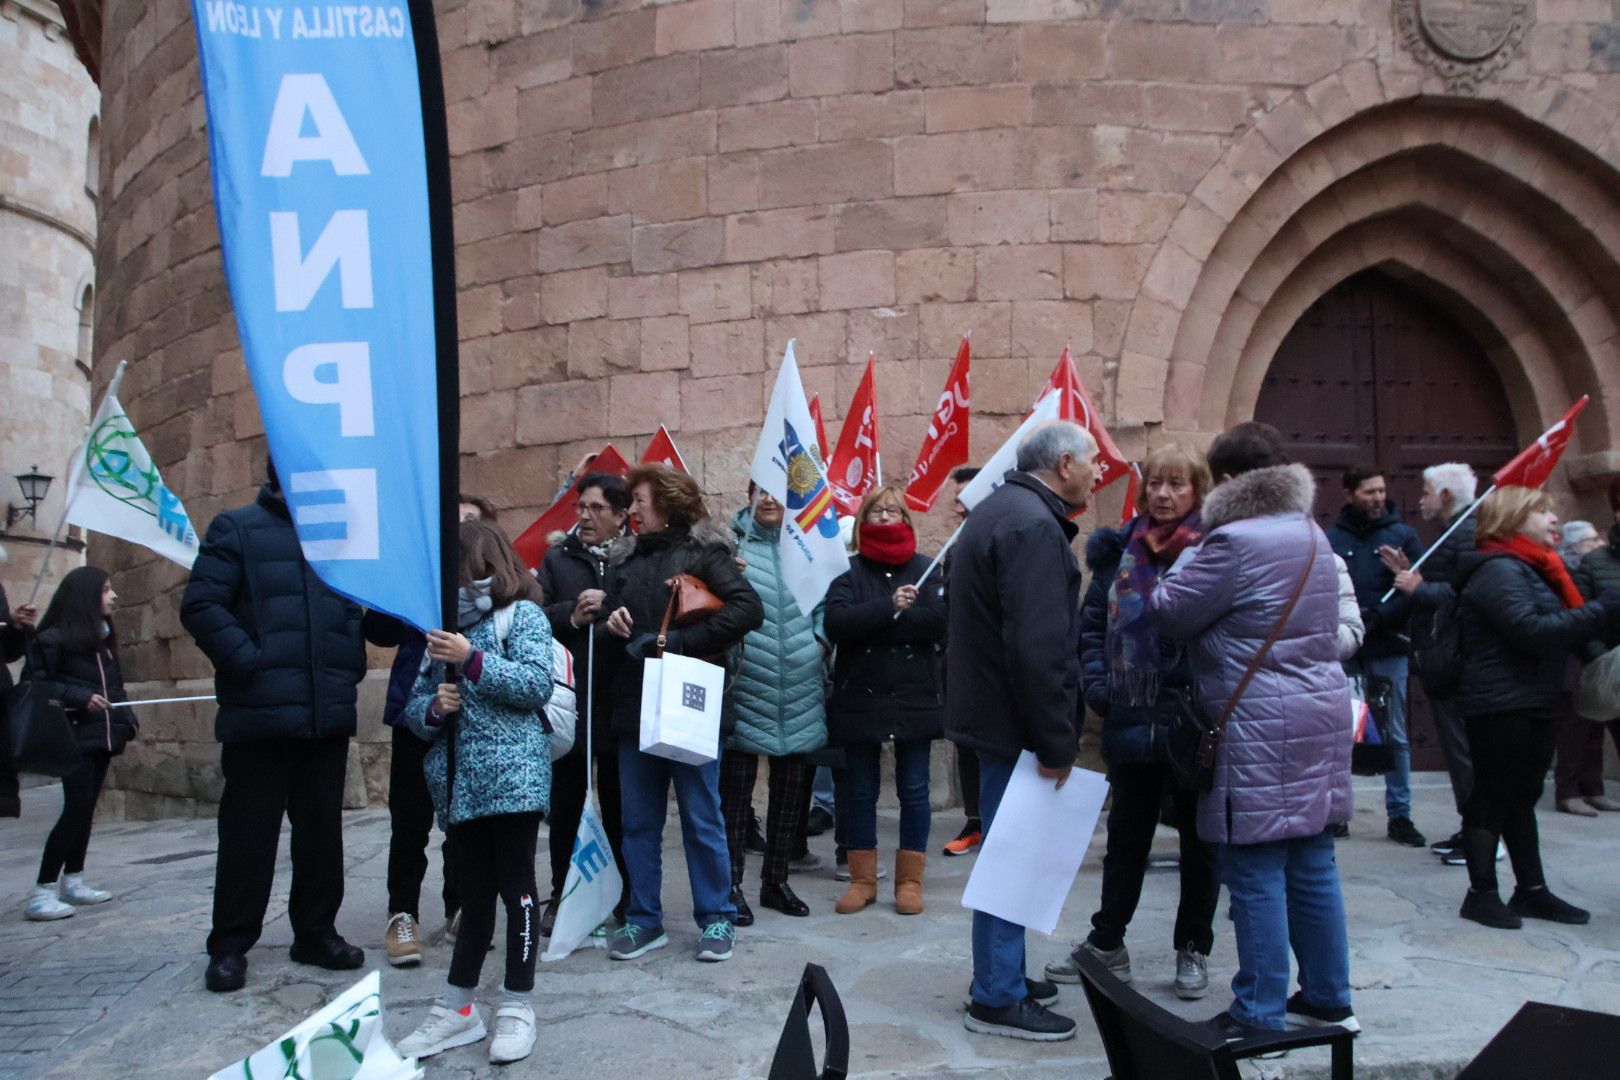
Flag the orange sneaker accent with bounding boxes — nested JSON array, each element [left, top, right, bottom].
[[943, 831, 981, 856]]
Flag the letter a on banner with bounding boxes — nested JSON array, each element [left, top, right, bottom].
[[189, 0, 459, 631]]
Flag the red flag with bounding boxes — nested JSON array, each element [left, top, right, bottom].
[[1120, 463, 1142, 526], [641, 424, 688, 473], [808, 394, 831, 463], [827, 356, 881, 516], [904, 337, 972, 512], [511, 444, 632, 568], [1492, 396, 1590, 490], [1035, 347, 1130, 493]]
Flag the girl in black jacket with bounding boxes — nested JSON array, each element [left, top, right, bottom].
[[825, 484, 946, 917], [22, 567, 138, 921], [1454, 487, 1619, 930]]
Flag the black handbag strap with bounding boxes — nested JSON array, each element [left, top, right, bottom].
[[800, 964, 848, 1079], [1209, 524, 1319, 745]]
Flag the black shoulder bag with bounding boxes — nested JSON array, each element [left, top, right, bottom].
[[1167, 525, 1318, 792]]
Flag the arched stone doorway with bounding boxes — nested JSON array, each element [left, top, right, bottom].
[[1255, 269, 1518, 526], [1256, 269, 1520, 771]]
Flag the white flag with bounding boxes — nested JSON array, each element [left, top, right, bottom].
[[63, 370, 199, 568], [750, 341, 851, 615], [956, 390, 1063, 512]]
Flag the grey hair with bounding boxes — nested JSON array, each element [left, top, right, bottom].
[[1559, 520, 1599, 565], [1016, 421, 1097, 473], [1422, 462, 1477, 508]]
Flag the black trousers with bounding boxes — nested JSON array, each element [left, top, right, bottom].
[[1463, 711, 1557, 894], [207, 737, 349, 958], [387, 726, 458, 921], [38, 750, 112, 884], [720, 750, 811, 887], [546, 735, 628, 916], [956, 744, 981, 822], [448, 812, 541, 994], [1089, 761, 1219, 955]]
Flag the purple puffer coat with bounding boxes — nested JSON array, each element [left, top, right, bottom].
[[1148, 464, 1353, 846]]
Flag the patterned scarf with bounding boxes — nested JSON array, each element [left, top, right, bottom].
[[1104, 511, 1202, 707], [1480, 535, 1584, 609]]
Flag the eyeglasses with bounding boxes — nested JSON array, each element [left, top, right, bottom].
[[577, 501, 614, 516], [866, 505, 905, 520]]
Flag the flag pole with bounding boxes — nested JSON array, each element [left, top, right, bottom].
[[1378, 486, 1493, 604], [893, 522, 965, 619], [28, 360, 129, 607]]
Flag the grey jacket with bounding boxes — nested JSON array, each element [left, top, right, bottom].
[[1149, 464, 1353, 846]]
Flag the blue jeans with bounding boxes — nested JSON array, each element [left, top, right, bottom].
[[616, 744, 736, 931], [811, 766, 836, 814], [969, 753, 1027, 1008], [842, 739, 933, 851], [1219, 833, 1352, 1030], [1350, 655, 1411, 820]]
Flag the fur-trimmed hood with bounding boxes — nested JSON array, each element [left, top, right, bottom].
[[1084, 525, 1127, 574], [604, 516, 736, 566], [1200, 464, 1316, 532]]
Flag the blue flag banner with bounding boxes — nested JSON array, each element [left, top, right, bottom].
[[190, 0, 443, 631]]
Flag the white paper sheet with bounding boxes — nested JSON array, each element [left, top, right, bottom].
[[961, 752, 1110, 935]]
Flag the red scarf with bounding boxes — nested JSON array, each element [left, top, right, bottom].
[[859, 522, 917, 567], [1480, 535, 1584, 609], [1137, 510, 1203, 568]]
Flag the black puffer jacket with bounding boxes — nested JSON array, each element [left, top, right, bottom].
[[181, 486, 367, 743], [824, 551, 946, 745], [600, 519, 765, 741], [22, 626, 138, 754], [538, 531, 616, 751], [945, 473, 1083, 769], [1456, 551, 1618, 719], [1080, 525, 1195, 767]]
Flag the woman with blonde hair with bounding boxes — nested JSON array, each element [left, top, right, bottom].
[[1452, 486, 1620, 929], [825, 483, 947, 916], [1046, 443, 1218, 1000]]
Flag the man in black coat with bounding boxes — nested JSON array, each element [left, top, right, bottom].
[[536, 472, 632, 935], [0, 580, 38, 818], [1325, 466, 1425, 849], [948, 421, 1095, 1043], [181, 463, 368, 993]]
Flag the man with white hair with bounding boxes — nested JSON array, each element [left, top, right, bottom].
[[1388, 462, 1479, 863], [947, 420, 1097, 1041]]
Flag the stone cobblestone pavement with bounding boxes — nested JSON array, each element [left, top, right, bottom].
[[2, 775, 1618, 1078]]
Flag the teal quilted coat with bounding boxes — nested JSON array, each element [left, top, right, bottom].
[[725, 508, 829, 758], [403, 600, 555, 827]]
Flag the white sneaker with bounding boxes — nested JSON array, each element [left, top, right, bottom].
[[59, 875, 112, 905], [25, 886, 74, 921], [489, 1001, 536, 1064], [397, 1003, 486, 1059]]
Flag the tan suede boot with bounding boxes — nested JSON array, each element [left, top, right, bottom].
[[835, 850, 878, 914], [894, 849, 926, 915]]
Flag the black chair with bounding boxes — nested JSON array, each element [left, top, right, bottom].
[[1073, 949, 1355, 1080], [1458, 1001, 1620, 1079]]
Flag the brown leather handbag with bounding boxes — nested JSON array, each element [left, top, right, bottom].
[[663, 574, 723, 633]]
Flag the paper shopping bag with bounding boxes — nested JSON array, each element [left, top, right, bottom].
[[541, 796, 623, 962], [210, 971, 421, 1080], [639, 653, 724, 766]]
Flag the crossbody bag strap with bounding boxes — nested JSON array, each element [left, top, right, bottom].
[[1209, 523, 1320, 743], [655, 583, 680, 658]]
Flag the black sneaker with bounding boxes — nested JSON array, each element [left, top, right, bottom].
[[1430, 830, 1463, 857], [1460, 889, 1522, 929], [806, 806, 834, 836], [1328, 822, 1349, 838], [1509, 887, 1590, 925], [1285, 992, 1361, 1034], [963, 998, 1076, 1042], [730, 886, 755, 927], [1205, 1010, 1271, 1042], [1387, 817, 1426, 847], [962, 978, 1058, 1010]]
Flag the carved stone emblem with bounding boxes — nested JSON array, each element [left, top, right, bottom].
[[1396, 0, 1532, 91]]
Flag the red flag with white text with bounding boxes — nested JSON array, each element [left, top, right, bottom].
[[809, 394, 831, 463], [1492, 396, 1589, 490], [904, 337, 971, 512], [511, 444, 632, 568], [641, 424, 689, 473], [1035, 347, 1130, 493], [827, 356, 881, 515]]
